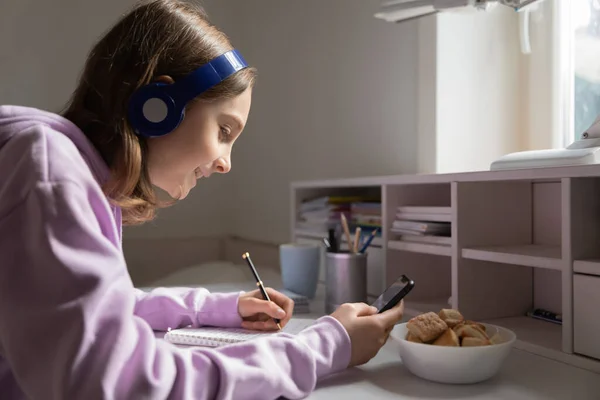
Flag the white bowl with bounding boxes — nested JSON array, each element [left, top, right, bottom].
[[390, 322, 516, 384]]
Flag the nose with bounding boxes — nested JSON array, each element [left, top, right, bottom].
[[213, 156, 231, 174]]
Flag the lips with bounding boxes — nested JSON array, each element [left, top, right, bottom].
[[194, 167, 203, 179]]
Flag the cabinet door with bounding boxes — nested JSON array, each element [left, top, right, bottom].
[[574, 273, 600, 360]]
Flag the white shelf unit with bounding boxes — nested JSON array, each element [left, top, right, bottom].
[[461, 245, 562, 270], [291, 165, 600, 374]]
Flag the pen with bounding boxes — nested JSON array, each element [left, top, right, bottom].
[[359, 228, 379, 253], [323, 237, 332, 251], [328, 228, 338, 252], [335, 226, 342, 252], [242, 252, 282, 330]]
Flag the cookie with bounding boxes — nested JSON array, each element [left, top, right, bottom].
[[407, 311, 448, 342], [405, 331, 423, 343], [432, 328, 460, 347], [454, 324, 489, 341]]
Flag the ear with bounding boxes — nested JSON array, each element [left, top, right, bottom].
[[154, 75, 175, 84]]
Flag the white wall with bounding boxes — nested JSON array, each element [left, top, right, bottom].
[[218, 2, 526, 242], [524, 1, 570, 151], [214, 0, 420, 244], [1, 0, 421, 249], [0, 0, 236, 240], [0, 0, 132, 113], [434, 7, 523, 173]]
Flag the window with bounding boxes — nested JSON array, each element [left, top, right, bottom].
[[572, 0, 600, 140], [405, 0, 600, 172]]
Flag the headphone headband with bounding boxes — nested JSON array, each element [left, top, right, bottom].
[[171, 49, 248, 105], [128, 49, 249, 137]]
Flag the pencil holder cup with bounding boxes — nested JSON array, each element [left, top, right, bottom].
[[325, 251, 368, 314], [279, 243, 321, 299]]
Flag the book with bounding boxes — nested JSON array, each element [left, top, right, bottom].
[[299, 196, 375, 212], [352, 215, 382, 225], [351, 202, 382, 230], [399, 235, 452, 246], [296, 197, 382, 242], [397, 206, 451, 215], [164, 319, 315, 347], [395, 212, 452, 223], [392, 220, 451, 234], [351, 202, 382, 216]]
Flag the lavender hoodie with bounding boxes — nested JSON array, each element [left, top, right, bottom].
[[0, 106, 351, 400]]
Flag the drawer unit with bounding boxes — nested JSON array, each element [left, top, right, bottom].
[[574, 273, 600, 361]]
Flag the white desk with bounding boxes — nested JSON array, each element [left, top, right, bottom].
[[312, 336, 599, 400], [144, 262, 600, 399]]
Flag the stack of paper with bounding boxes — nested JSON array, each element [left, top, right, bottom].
[[391, 206, 451, 245]]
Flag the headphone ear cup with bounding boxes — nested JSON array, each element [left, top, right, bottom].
[[127, 83, 184, 137]]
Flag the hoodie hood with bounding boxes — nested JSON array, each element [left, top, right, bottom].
[[0, 105, 110, 184]]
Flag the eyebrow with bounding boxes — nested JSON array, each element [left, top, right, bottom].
[[223, 113, 244, 131]]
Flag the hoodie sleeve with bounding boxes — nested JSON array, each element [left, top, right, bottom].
[[0, 180, 351, 400], [132, 287, 244, 331]]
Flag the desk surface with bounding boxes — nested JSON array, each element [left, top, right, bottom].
[[311, 335, 599, 400], [145, 262, 599, 399]]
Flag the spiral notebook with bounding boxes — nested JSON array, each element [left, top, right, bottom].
[[164, 319, 315, 347]]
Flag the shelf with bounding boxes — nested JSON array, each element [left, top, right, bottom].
[[574, 259, 600, 277], [404, 297, 451, 318], [482, 316, 562, 354], [461, 244, 562, 270], [388, 240, 451, 257], [291, 169, 600, 373], [294, 229, 383, 247]]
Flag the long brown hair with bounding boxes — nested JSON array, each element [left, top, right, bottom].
[[62, 0, 256, 225]]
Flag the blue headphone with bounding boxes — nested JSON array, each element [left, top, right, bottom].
[[127, 49, 249, 138]]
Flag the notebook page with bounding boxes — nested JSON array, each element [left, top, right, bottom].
[[164, 319, 315, 347]]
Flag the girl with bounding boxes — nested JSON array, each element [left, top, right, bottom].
[[0, 1, 404, 399]]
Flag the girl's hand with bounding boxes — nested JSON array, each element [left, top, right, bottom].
[[238, 287, 294, 331], [331, 300, 404, 367]]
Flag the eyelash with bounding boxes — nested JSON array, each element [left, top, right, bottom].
[[219, 126, 232, 142]]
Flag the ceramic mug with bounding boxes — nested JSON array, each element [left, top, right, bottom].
[[279, 243, 321, 299]]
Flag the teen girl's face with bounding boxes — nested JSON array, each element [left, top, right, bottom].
[[145, 87, 252, 200]]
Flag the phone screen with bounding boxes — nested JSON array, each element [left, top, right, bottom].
[[371, 275, 415, 313]]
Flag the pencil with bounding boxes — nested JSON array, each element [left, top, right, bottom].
[[242, 252, 282, 330], [340, 213, 353, 253], [359, 228, 378, 253], [353, 227, 361, 253]]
